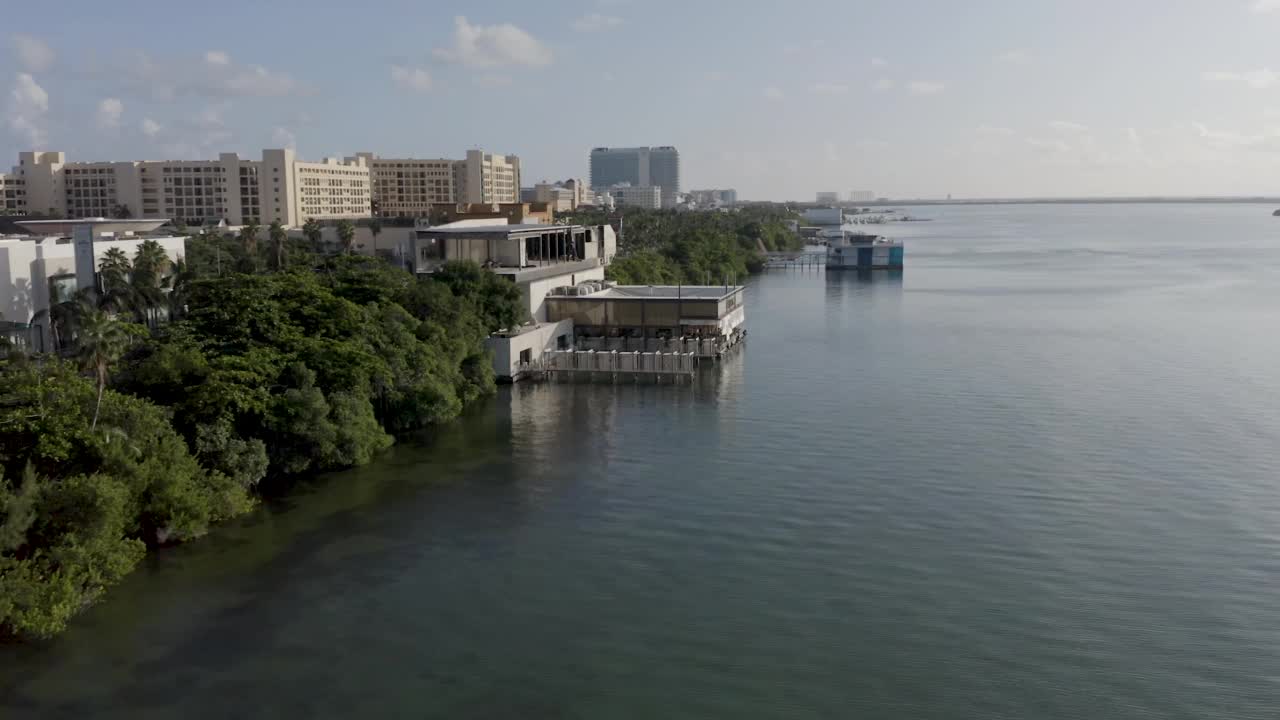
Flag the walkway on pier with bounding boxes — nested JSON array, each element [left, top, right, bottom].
[[763, 251, 827, 270]]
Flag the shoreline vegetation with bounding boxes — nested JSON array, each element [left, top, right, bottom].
[[0, 207, 801, 641], [562, 206, 804, 285]]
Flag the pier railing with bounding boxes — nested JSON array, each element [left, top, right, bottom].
[[763, 252, 827, 270], [572, 336, 729, 356], [542, 349, 698, 380]]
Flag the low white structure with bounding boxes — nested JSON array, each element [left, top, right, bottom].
[[0, 218, 185, 351], [605, 183, 663, 210]]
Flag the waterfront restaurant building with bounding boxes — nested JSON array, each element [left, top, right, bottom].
[[410, 220, 618, 380], [544, 284, 746, 355]]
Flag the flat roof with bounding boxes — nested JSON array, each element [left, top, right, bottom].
[[15, 218, 170, 235], [423, 223, 587, 234], [552, 285, 744, 301]]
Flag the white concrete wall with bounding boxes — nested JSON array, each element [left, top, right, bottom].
[[599, 225, 617, 263], [485, 319, 574, 380], [0, 234, 186, 347], [493, 237, 522, 267]]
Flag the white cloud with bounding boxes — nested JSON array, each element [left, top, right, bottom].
[[762, 86, 785, 101], [271, 126, 297, 150], [1250, 0, 1280, 12], [6, 73, 49, 147], [141, 117, 161, 137], [572, 13, 623, 32], [870, 57, 888, 67], [1191, 121, 1280, 151], [432, 16, 553, 68], [1126, 127, 1144, 150], [907, 80, 945, 95], [872, 77, 894, 91], [1026, 137, 1073, 154], [11, 34, 54, 72], [475, 74, 512, 87], [1048, 120, 1089, 133], [1023, 126, 1120, 167], [976, 124, 1016, 135], [157, 105, 234, 159], [1202, 68, 1279, 89], [390, 64, 433, 92], [810, 82, 849, 96], [175, 105, 231, 155], [96, 97, 124, 129], [110, 50, 299, 100], [995, 49, 1031, 65]]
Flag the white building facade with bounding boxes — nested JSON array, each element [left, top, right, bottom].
[[0, 218, 186, 351], [353, 149, 521, 218], [3, 150, 371, 227], [607, 183, 663, 210]]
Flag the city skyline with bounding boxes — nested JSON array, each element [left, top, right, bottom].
[[5, 1, 1280, 200]]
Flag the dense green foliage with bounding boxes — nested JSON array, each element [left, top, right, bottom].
[[120, 257, 515, 480], [0, 360, 253, 638], [0, 239, 522, 639], [560, 206, 802, 285]]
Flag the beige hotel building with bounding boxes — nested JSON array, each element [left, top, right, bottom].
[[1, 149, 372, 226], [351, 149, 521, 218], [3, 146, 522, 226]]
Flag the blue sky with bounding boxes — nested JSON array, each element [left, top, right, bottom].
[[5, 0, 1280, 199]]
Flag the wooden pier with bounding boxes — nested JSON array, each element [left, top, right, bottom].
[[763, 252, 827, 270], [520, 334, 746, 384]]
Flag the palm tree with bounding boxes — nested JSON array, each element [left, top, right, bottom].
[[166, 259, 194, 321], [130, 240, 171, 328], [76, 308, 131, 430], [112, 203, 133, 219], [31, 287, 94, 354], [239, 222, 260, 272], [303, 218, 323, 252], [268, 220, 287, 271], [336, 219, 355, 255], [369, 218, 382, 250], [95, 248, 135, 316], [98, 247, 131, 293]]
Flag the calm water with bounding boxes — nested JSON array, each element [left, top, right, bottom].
[[6, 204, 1280, 718]]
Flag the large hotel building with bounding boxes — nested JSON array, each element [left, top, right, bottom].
[[1, 147, 522, 225], [352, 149, 521, 218]]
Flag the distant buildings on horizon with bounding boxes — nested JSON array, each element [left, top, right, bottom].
[[0, 140, 769, 224], [817, 190, 878, 204], [589, 146, 680, 209]]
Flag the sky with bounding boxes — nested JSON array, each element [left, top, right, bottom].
[[5, 0, 1280, 200]]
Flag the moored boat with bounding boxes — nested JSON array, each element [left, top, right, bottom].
[[825, 231, 904, 270]]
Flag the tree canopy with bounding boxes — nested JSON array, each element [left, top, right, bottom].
[[559, 206, 802, 285], [1, 238, 521, 639]]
